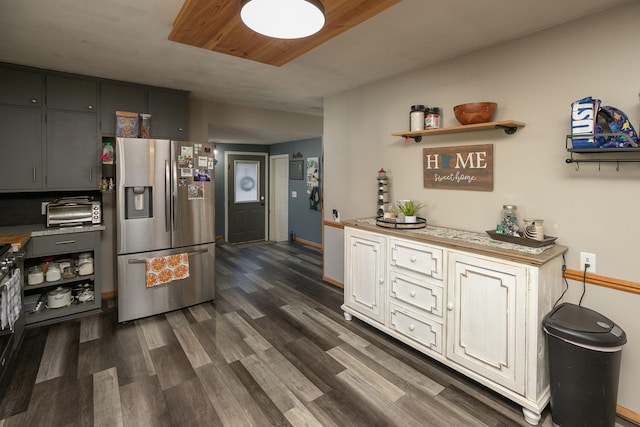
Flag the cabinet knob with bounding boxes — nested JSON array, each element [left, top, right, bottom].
[[447, 302, 454, 311], [31, 98, 38, 104], [409, 324, 415, 331], [87, 105, 94, 110], [410, 291, 416, 297], [410, 256, 416, 262], [379, 278, 384, 284], [178, 127, 184, 132]]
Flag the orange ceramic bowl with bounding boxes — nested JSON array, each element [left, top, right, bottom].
[[453, 102, 497, 125]]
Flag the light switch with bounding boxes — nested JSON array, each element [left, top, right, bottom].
[[292, 191, 297, 198]]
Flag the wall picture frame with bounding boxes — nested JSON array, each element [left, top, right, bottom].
[[289, 159, 304, 180]]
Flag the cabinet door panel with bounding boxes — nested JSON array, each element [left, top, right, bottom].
[[47, 75, 97, 112], [0, 105, 43, 190], [100, 83, 146, 135], [447, 252, 526, 394], [147, 88, 188, 139], [344, 229, 385, 323], [0, 68, 43, 106], [46, 110, 98, 189]]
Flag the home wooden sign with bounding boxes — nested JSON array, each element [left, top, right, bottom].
[[423, 144, 493, 191]]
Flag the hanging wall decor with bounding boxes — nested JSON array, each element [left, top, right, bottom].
[[423, 144, 493, 191], [289, 159, 304, 180]]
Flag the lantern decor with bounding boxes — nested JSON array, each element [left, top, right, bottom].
[[377, 168, 389, 217]]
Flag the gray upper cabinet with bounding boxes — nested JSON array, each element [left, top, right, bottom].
[[0, 68, 43, 107], [0, 63, 190, 192], [0, 105, 44, 191], [148, 88, 189, 140], [47, 75, 98, 112], [0, 67, 45, 191], [46, 109, 98, 190], [100, 82, 146, 136]]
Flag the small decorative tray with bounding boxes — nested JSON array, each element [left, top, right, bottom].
[[486, 230, 557, 247], [376, 217, 427, 229]]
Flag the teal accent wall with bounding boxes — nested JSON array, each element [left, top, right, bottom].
[[271, 137, 322, 244]]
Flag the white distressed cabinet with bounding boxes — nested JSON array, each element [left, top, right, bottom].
[[342, 224, 567, 425]]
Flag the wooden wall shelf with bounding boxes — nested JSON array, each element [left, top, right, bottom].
[[392, 120, 526, 142]]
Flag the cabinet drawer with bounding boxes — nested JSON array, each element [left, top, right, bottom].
[[390, 238, 444, 280], [389, 271, 443, 317], [28, 232, 98, 257], [389, 304, 443, 354]]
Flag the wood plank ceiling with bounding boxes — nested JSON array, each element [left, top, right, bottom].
[[168, 0, 400, 66]]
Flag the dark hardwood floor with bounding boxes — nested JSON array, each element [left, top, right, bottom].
[[0, 241, 636, 426]]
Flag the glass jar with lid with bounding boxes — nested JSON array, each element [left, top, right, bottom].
[[45, 262, 62, 282], [500, 205, 519, 236], [410, 105, 426, 131], [77, 253, 94, 276], [28, 265, 44, 285]]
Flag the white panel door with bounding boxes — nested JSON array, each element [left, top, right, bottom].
[[344, 228, 386, 324], [446, 251, 527, 394]]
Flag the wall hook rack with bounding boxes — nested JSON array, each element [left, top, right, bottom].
[[565, 157, 637, 170]]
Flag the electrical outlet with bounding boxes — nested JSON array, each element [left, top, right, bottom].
[[580, 252, 596, 273], [292, 191, 297, 198], [41, 202, 48, 215]]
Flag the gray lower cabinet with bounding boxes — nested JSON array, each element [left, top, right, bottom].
[[46, 110, 98, 190], [148, 88, 188, 140], [100, 82, 146, 136], [24, 231, 101, 326], [0, 105, 44, 191]]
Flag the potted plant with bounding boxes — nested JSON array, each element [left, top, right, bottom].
[[396, 200, 424, 223]]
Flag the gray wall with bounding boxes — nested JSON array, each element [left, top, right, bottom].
[[322, 2, 640, 412]]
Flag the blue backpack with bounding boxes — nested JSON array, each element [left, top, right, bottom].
[[595, 106, 638, 148]]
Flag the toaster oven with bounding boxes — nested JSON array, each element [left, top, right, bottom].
[[46, 198, 101, 227]]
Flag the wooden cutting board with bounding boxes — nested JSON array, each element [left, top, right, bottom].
[[0, 233, 31, 250]]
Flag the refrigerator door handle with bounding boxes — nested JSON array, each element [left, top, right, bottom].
[[172, 160, 177, 232], [165, 160, 171, 233], [127, 249, 208, 264]]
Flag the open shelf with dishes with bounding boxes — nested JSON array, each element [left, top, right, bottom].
[[392, 120, 526, 142], [24, 231, 101, 325]]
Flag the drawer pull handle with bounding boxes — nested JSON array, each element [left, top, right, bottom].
[[409, 324, 415, 331], [55, 240, 76, 245], [410, 256, 416, 262], [410, 291, 416, 297], [447, 302, 454, 311]]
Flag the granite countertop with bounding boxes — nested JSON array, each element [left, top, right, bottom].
[[343, 218, 568, 266], [0, 224, 105, 251]]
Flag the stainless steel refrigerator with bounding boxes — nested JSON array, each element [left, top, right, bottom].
[[116, 138, 215, 322]]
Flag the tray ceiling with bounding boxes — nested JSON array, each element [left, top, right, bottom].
[[169, 0, 400, 66]]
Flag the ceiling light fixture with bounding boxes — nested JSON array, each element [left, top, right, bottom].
[[240, 0, 325, 40]]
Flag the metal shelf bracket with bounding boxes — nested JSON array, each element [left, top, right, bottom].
[[495, 124, 518, 134]]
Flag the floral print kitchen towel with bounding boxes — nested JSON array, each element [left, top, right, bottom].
[[145, 253, 190, 288]]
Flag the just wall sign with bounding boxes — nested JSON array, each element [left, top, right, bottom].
[[423, 144, 493, 191]]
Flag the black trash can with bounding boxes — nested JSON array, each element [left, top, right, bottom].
[[543, 303, 627, 427]]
